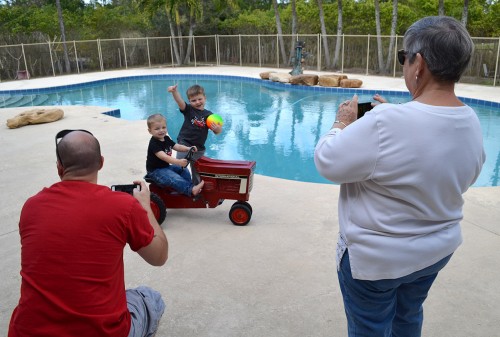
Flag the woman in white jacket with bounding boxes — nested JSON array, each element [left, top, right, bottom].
[[314, 16, 485, 337]]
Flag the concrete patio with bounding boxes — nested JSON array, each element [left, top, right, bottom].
[[1, 67, 499, 336]]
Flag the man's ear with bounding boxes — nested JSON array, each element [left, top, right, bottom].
[[98, 156, 104, 171], [56, 160, 64, 178]]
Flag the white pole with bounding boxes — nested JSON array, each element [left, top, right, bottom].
[[122, 38, 128, 69], [48, 42, 56, 77], [193, 36, 197, 67], [146, 37, 151, 68], [258, 34, 261, 67], [366, 34, 370, 75], [74, 41, 80, 74], [341, 34, 345, 73]]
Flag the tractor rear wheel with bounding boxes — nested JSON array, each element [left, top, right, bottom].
[[150, 192, 166, 224]]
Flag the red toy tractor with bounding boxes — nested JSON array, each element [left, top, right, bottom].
[[147, 151, 256, 226]]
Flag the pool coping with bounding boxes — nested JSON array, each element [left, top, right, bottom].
[[1, 73, 499, 109]]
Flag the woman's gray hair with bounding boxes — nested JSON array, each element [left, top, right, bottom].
[[403, 16, 474, 82]]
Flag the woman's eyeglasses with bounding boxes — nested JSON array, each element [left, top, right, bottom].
[[397, 49, 407, 66], [55, 129, 93, 165]]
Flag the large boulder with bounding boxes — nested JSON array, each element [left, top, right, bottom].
[[259, 71, 274, 80], [318, 74, 348, 87], [289, 74, 319, 86], [340, 79, 363, 88], [269, 72, 292, 83], [6, 108, 64, 129]]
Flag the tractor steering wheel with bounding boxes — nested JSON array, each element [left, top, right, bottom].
[[182, 147, 196, 170]]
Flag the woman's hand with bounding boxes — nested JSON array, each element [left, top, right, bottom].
[[373, 93, 388, 104], [333, 94, 358, 129]]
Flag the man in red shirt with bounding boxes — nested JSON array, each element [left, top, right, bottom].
[[9, 129, 168, 337]]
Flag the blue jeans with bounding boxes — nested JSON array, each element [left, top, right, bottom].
[[147, 165, 193, 196], [127, 286, 165, 337], [338, 250, 452, 337]]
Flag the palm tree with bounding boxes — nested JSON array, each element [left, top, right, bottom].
[[288, 0, 297, 65], [332, 0, 343, 68], [272, 0, 287, 66], [164, 0, 203, 65], [461, 0, 469, 26], [55, 0, 71, 73], [438, 0, 445, 15], [318, 0, 331, 68], [384, 0, 398, 71], [374, 0, 385, 73]]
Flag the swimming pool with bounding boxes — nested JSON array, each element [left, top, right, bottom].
[[1, 75, 499, 187]]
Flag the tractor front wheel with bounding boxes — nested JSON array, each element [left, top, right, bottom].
[[229, 202, 252, 226]]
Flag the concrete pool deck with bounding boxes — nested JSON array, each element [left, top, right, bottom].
[[1, 66, 499, 336]]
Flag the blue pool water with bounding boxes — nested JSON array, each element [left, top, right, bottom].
[[1, 75, 499, 187]]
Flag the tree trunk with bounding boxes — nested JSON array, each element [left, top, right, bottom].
[[374, 0, 385, 73], [438, 0, 445, 15], [318, 0, 331, 68], [385, 0, 398, 71], [183, 14, 195, 65], [176, 18, 185, 63], [272, 0, 287, 66], [288, 0, 297, 65], [462, 0, 469, 27], [166, 11, 181, 65], [332, 0, 343, 68], [56, 0, 71, 73]]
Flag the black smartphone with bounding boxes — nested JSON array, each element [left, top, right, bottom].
[[357, 102, 373, 118], [111, 184, 140, 195]]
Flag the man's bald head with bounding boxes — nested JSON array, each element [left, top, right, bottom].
[[56, 131, 102, 178]]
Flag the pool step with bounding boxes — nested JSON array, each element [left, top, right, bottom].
[[0, 94, 50, 108]]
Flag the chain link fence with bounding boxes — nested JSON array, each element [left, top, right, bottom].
[[0, 34, 498, 86]]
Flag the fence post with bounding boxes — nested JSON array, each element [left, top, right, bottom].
[[98, 39, 103, 71], [74, 41, 80, 74], [169, 37, 174, 67], [193, 36, 197, 67], [366, 35, 370, 75], [392, 35, 398, 78], [215, 35, 219, 66], [494, 37, 499, 87], [317, 33, 321, 71], [276, 34, 279, 68], [21, 44, 29, 77], [258, 34, 261, 67], [146, 37, 151, 68], [122, 38, 128, 69], [239, 34, 242, 66], [341, 34, 345, 73], [48, 42, 56, 77]]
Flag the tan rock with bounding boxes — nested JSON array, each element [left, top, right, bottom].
[[6, 108, 64, 129], [340, 79, 363, 88], [269, 72, 291, 83], [318, 74, 348, 87], [289, 74, 319, 86], [259, 72, 273, 80]]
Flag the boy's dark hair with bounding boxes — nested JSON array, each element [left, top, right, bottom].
[[186, 85, 205, 98], [147, 113, 166, 128]]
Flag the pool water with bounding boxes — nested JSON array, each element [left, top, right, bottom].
[[1, 75, 499, 187]]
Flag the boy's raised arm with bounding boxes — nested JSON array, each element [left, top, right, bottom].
[[167, 85, 187, 111]]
